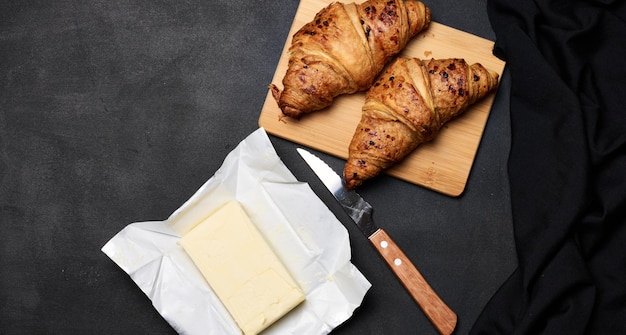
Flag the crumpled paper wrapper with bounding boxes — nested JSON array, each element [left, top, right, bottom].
[[102, 127, 371, 335]]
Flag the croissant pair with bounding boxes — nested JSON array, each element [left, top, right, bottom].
[[271, 0, 500, 188]]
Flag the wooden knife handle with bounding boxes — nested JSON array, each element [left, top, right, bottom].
[[369, 229, 457, 335]]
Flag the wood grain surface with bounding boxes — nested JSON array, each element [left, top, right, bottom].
[[259, 0, 506, 196], [369, 229, 457, 334]]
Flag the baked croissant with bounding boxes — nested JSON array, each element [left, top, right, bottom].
[[343, 57, 500, 189], [270, 0, 431, 118]]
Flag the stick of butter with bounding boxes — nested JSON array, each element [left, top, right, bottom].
[[179, 201, 305, 335]]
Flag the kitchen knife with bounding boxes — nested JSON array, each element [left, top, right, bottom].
[[297, 148, 457, 335]]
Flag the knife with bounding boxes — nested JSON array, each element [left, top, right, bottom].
[[297, 148, 457, 335]]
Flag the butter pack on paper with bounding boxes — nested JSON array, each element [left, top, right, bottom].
[[102, 128, 371, 335], [180, 200, 304, 335]]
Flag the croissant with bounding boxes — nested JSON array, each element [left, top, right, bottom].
[[343, 57, 500, 189], [270, 0, 431, 118]]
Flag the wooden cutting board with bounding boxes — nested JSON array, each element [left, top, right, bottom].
[[258, 0, 505, 197]]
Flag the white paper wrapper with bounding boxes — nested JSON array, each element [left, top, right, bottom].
[[102, 128, 371, 335]]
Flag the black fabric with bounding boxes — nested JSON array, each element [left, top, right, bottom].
[[471, 0, 626, 334]]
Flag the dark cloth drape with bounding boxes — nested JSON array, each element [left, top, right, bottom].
[[470, 0, 626, 334]]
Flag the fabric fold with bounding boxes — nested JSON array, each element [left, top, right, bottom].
[[471, 1, 626, 334]]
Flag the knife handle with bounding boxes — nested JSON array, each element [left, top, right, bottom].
[[369, 229, 457, 335]]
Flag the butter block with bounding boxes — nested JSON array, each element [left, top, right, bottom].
[[180, 201, 305, 335]]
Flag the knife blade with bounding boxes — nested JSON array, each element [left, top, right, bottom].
[[297, 148, 457, 335]]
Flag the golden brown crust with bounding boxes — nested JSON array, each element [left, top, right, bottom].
[[271, 0, 431, 118], [343, 57, 499, 189]]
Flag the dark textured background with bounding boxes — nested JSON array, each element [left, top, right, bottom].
[[0, 1, 516, 334]]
